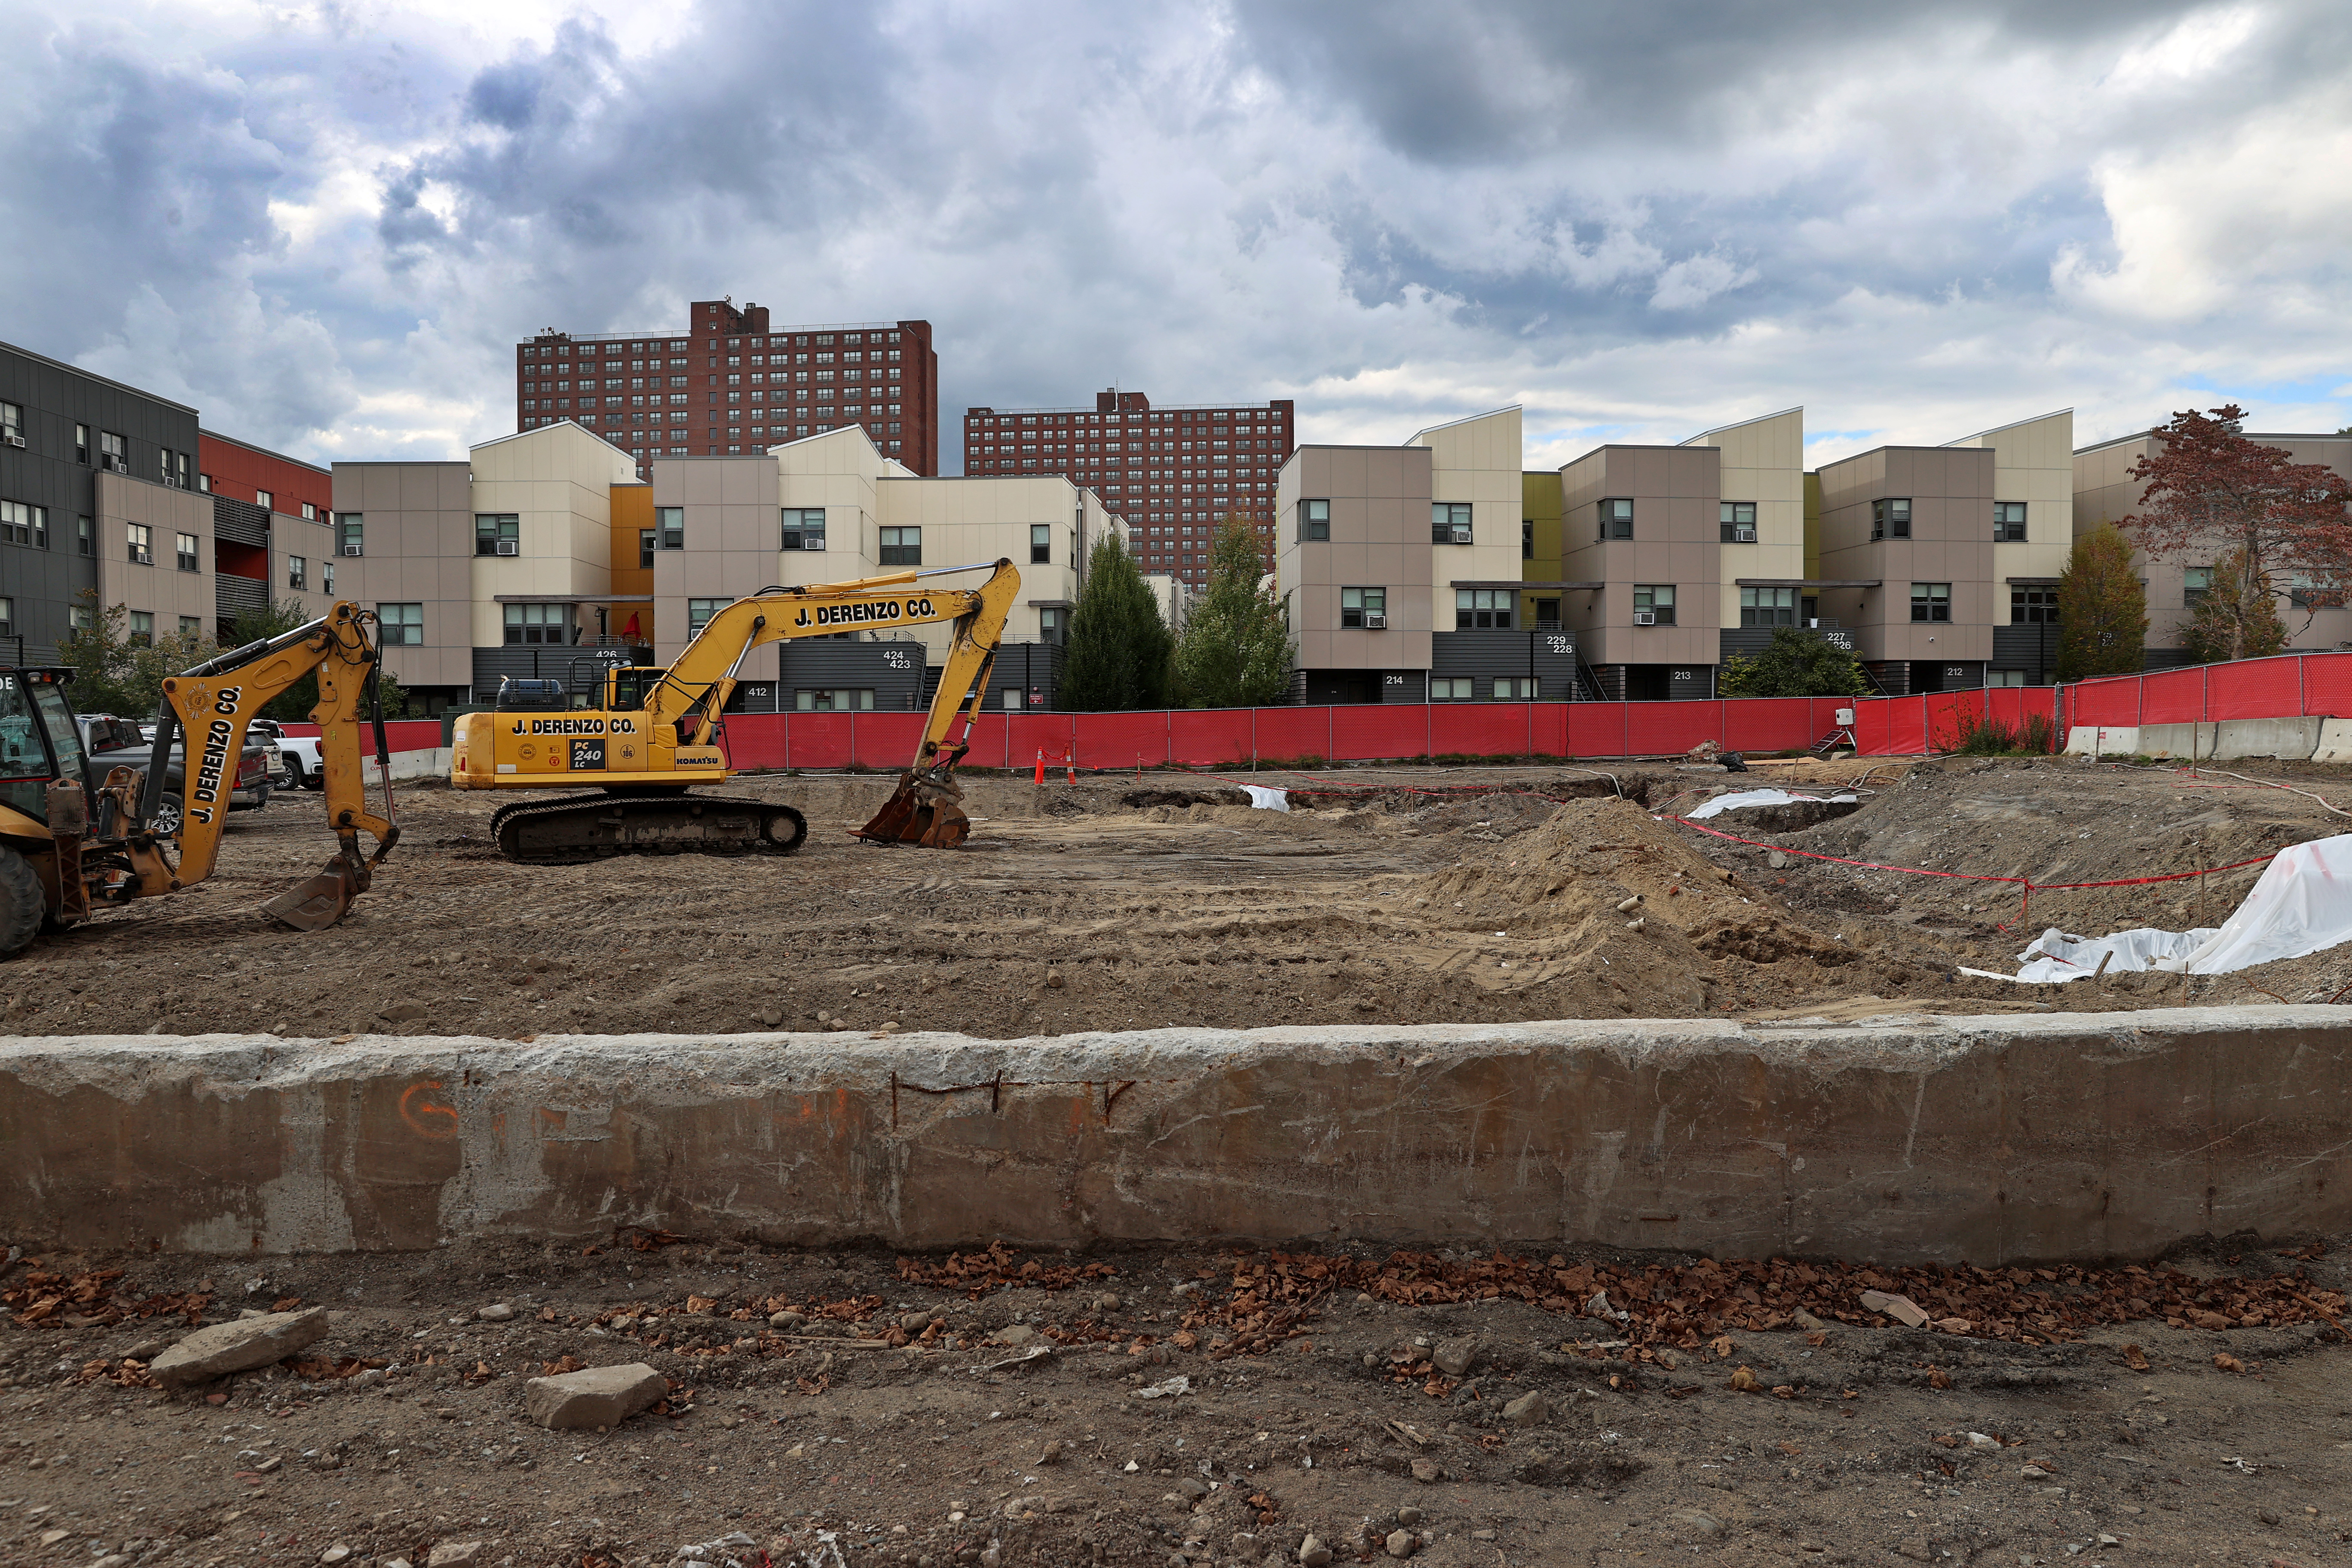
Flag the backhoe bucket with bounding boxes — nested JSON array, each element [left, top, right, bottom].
[[260, 856, 363, 931], [855, 772, 970, 848]]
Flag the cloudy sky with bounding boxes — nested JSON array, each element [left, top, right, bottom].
[[6, 0, 2348, 472]]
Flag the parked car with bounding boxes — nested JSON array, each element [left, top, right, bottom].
[[251, 717, 326, 790], [77, 713, 273, 834]]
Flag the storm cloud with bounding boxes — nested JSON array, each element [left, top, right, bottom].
[[3, 0, 2346, 468]]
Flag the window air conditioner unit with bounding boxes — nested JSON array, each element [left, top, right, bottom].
[[1363, 612, 1388, 629], [343, 544, 364, 557], [496, 539, 519, 556], [1632, 610, 1656, 625], [1448, 526, 1472, 545], [0, 434, 23, 448], [1732, 524, 1756, 542]]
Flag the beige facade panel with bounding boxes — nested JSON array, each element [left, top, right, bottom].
[[1276, 446, 1435, 671], [329, 461, 474, 692], [466, 425, 639, 646], [1684, 407, 1805, 630], [92, 474, 216, 639], [1409, 407, 1525, 599], [1557, 445, 1721, 668], [1816, 447, 1995, 663], [1945, 409, 2072, 625]]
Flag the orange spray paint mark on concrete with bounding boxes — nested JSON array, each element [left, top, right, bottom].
[[538, 1108, 568, 1137], [400, 1081, 459, 1140]]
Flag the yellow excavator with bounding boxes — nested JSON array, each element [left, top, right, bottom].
[[450, 558, 1020, 861], [0, 602, 402, 960]]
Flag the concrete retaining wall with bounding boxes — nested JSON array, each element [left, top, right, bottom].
[[2066, 718, 2346, 762], [3, 1008, 2346, 1266]]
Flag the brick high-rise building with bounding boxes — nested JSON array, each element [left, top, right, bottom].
[[963, 389, 1294, 588], [515, 299, 938, 474]]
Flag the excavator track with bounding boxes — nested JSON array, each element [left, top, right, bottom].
[[489, 793, 808, 865]]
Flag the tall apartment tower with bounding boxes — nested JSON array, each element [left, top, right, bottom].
[[962, 390, 1294, 589], [515, 299, 939, 475]]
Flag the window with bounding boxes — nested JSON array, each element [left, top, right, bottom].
[[0, 401, 17, 439], [778, 508, 827, 551], [127, 611, 153, 646], [2011, 586, 2058, 624], [1910, 582, 1951, 622], [638, 529, 656, 569], [1492, 677, 1536, 701], [1339, 586, 1386, 628], [1994, 502, 2027, 542], [378, 603, 424, 645], [77, 516, 92, 556], [127, 524, 153, 565], [75, 425, 89, 464], [1872, 498, 1912, 540], [795, 689, 876, 711], [288, 556, 308, 591], [475, 514, 520, 556], [1039, 607, 1065, 646], [1430, 677, 1474, 701], [1031, 523, 1052, 564], [1987, 669, 2026, 688], [98, 430, 127, 472], [1599, 498, 1634, 539], [337, 514, 364, 556], [300, 502, 316, 521], [1300, 499, 1330, 542], [1633, 584, 1675, 625], [323, 560, 334, 594], [2183, 566, 2212, 606], [1740, 586, 1795, 627], [1522, 518, 1534, 560], [1455, 588, 1512, 629], [503, 603, 569, 644], [1720, 501, 1758, 543], [879, 526, 921, 567], [70, 605, 94, 631], [0, 597, 10, 636], [657, 507, 684, 549], [254, 490, 273, 512], [175, 532, 199, 572], [0, 500, 46, 548], [1534, 597, 1560, 628], [179, 616, 202, 638], [1431, 501, 1473, 545], [687, 597, 728, 635]]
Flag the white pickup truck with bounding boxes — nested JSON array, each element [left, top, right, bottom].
[[250, 717, 325, 791]]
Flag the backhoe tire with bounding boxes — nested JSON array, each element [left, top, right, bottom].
[[0, 844, 46, 961]]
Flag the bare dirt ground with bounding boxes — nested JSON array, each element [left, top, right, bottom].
[[5, 753, 2352, 1037], [1, 1232, 2347, 1568]]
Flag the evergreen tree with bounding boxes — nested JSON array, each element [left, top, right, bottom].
[[1715, 626, 1872, 698], [2054, 525, 2147, 680], [1055, 533, 1173, 711], [2181, 549, 2288, 665], [1173, 513, 1293, 707]]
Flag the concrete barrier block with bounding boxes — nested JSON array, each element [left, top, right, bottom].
[[2, 1010, 2347, 1266], [2064, 726, 2140, 757]]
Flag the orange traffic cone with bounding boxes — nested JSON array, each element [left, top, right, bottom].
[[1033, 751, 1045, 785]]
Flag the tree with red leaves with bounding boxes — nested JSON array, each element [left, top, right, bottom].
[[2121, 405, 2352, 661]]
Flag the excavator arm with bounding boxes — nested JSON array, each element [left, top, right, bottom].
[[135, 601, 401, 928], [635, 559, 1022, 845]]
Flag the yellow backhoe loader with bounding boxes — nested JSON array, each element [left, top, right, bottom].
[[450, 559, 1020, 861], [0, 602, 402, 961]]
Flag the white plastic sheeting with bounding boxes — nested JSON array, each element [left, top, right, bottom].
[[1240, 785, 1291, 812], [1685, 788, 1858, 820], [2014, 833, 2352, 981]]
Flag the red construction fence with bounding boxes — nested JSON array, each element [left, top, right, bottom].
[[1851, 651, 2352, 756], [292, 656, 2352, 769]]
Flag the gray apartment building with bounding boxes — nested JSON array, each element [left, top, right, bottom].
[[0, 340, 203, 664]]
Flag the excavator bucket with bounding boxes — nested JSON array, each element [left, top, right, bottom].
[[855, 772, 971, 848], [260, 855, 363, 931]]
